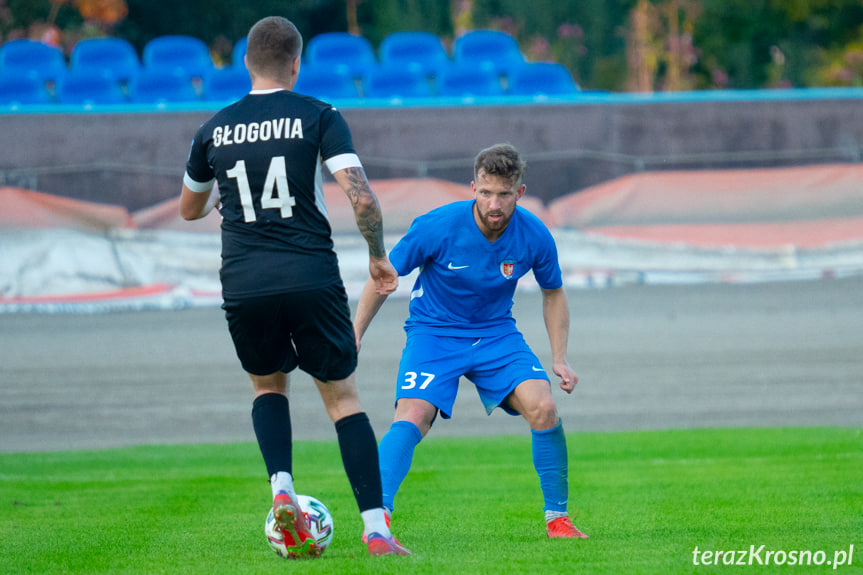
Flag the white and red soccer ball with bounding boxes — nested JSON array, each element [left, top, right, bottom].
[[265, 494, 334, 559]]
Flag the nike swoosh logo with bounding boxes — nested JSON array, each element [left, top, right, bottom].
[[448, 262, 469, 270], [532, 366, 545, 372]]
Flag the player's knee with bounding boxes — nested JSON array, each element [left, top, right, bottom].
[[316, 379, 362, 422], [394, 399, 436, 435], [527, 396, 559, 430], [250, 372, 288, 396]]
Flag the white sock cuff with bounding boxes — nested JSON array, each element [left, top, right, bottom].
[[361, 507, 392, 538], [545, 510, 569, 523], [270, 472, 295, 500]]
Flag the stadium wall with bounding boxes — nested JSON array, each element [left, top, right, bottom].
[[2, 90, 863, 210]]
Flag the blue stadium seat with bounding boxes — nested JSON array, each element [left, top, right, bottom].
[[142, 35, 213, 78], [293, 67, 359, 101], [0, 39, 66, 82], [129, 68, 199, 103], [362, 66, 432, 99], [203, 67, 251, 102], [436, 64, 504, 98], [0, 71, 51, 105], [69, 37, 140, 83], [452, 30, 524, 77], [507, 62, 579, 96], [56, 69, 127, 104], [232, 36, 247, 69], [304, 32, 376, 79], [378, 31, 449, 77]]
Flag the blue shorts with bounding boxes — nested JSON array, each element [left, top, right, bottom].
[[395, 331, 550, 419]]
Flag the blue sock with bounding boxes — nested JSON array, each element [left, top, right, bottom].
[[531, 419, 569, 513], [378, 420, 423, 512]]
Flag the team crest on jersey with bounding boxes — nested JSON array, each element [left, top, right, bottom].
[[500, 260, 516, 279]]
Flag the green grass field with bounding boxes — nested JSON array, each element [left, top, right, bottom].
[[2, 427, 861, 574]]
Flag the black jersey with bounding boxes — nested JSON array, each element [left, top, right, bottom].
[[185, 89, 358, 301]]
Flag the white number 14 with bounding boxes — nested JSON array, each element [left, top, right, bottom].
[[226, 156, 296, 223]]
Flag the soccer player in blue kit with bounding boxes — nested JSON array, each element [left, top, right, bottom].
[[354, 143, 589, 540], [179, 16, 409, 558]]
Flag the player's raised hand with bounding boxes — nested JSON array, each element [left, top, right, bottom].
[[553, 361, 578, 394], [369, 256, 399, 295]]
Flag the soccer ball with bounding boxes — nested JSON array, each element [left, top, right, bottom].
[[265, 494, 334, 558]]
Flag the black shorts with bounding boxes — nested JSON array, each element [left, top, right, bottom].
[[223, 282, 357, 381]]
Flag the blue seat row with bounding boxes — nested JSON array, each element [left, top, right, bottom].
[[232, 30, 529, 78], [244, 30, 579, 99], [0, 36, 210, 82], [0, 30, 579, 106], [301, 30, 526, 79], [297, 61, 578, 100], [0, 66, 252, 106]]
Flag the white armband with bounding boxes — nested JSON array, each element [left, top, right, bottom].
[[183, 172, 215, 193], [324, 153, 362, 174]]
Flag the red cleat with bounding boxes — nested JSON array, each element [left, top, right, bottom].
[[273, 492, 321, 559], [546, 516, 589, 539], [367, 532, 412, 556]]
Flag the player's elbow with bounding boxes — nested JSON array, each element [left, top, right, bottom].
[[179, 204, 199, 221], [352, 192, 379, 216], [179, 199, 208, 221]]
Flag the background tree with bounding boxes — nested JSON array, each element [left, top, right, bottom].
[[353, 0, 452, 45], [626, 0, 660, 92]]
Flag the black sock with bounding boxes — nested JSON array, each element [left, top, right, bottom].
[[336, 412, 383, 512], [252, 393, 292, 478]]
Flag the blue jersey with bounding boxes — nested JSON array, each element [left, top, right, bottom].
[[389, 200, 562, 336]]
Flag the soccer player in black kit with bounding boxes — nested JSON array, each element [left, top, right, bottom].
[[179, 16, 409, 558]]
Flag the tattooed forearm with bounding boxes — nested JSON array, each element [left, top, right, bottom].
[[339, 166, 387, 258]]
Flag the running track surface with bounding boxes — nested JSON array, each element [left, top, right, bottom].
[[1, 278, 861, 453]]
